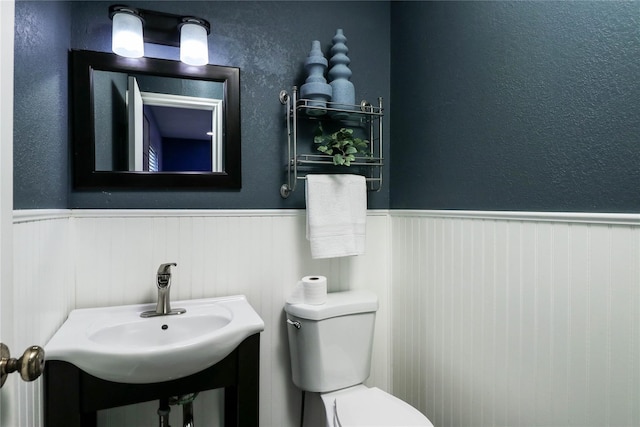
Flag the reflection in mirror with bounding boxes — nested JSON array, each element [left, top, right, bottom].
[[93, 71, 224, 173], [140, 92, 223, 172], [71, 49, 241, 190]]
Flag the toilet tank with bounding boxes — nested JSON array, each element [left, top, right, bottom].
[[284, 290, 378, 393]]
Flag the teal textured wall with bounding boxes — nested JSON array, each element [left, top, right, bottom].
[[14, 1, 70, 208], [13, 1, 391, 209], [390, 1, 640, 212]]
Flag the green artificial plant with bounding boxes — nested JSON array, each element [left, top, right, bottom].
[[313, 123, 370, 166]]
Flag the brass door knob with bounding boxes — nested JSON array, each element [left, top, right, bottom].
[[0, 343, 45, 388]]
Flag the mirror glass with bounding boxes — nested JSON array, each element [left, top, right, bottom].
[[72, 50, 241, 189], [93, 71, 224, 173]]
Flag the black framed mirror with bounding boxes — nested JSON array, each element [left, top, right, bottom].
[[71, 49, 241, 189]]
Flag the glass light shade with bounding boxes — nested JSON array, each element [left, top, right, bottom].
[[112, 12, 144, 58], [180, 22, 209, 66]]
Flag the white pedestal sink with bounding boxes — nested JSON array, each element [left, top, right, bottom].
[[45, 295, 264, 384]]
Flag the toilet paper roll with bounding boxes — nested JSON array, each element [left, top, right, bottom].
[[301, 275, 327, 305], [285, 281, 305, 304]]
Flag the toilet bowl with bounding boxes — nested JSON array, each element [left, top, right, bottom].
[[320, 385, 434, 427], [285, 290, 434, 427]]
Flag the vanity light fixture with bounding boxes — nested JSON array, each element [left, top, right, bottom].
[[110, 6, 144, 58], [180, 18, 210, 66], [109, 5, 211, 66]]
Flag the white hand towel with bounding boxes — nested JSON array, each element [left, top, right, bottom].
[[305, 174, 366, 259]]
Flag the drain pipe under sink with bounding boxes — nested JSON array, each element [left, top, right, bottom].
[[158, 398, 171, 427], [182, 400, 195, 427], [169, 392, 199, 427]]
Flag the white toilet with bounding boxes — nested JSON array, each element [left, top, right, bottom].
[[285, 290, 434, 427]]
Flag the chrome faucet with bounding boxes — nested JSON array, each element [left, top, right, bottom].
[[141, 263, 186, 318]]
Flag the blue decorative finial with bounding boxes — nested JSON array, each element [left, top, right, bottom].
[[328, 29, 355, 116], [300, 40, 332, 115]]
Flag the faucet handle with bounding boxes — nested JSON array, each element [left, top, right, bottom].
[[157, 263, 177, 275], [157, 263, 177, 288]]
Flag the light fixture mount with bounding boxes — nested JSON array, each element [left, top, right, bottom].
[[109, 4, 211, 48]]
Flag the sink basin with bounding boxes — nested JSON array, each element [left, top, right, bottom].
[[45, 295, 264, 383]]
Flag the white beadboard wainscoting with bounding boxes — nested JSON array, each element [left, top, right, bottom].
[[11, 209, 391, 427], [391, 211, 640, 427], [10, 209, 640, 427], [10, 212, 74, 427]]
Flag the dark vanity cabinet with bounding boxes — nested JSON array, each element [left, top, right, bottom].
[[44, 334, 260, 427]]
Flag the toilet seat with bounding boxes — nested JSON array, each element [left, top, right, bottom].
[[321, 385, 434, 427]]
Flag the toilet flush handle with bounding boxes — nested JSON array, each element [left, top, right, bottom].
[[286, 319, 301, 329]]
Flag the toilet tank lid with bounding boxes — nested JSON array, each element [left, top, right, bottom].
[[284, 290, 378, 320]]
